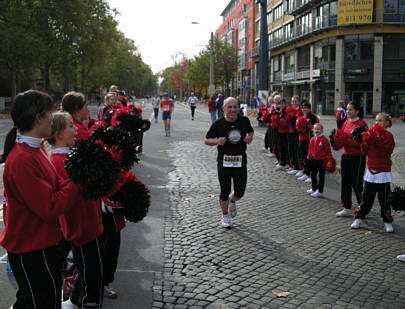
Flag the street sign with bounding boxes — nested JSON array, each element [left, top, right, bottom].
[[243, 84, 249, 90]]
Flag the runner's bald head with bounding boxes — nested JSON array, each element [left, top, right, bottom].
[[224, 97, 237, 107]]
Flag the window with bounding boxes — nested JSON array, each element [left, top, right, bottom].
[[267, 10, 272, 25], [297, 45, 310, 69], [345, 41, 373, 61], [298, 13, 312, 35], [284, 22, 294, 41], [274, 4, 283, 21], [273, 55, 280, 72], [286, 0, 294, 12], [284, 52, 295, 72], [384, 34, 405, 59], [274, 28, 283, 46]]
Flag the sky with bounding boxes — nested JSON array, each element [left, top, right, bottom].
[[108, 0, 230, 74]]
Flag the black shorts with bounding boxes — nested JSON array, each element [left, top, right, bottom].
[[217, 163, 247, 201]]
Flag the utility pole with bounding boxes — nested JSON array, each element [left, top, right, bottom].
[[257, 0, 269, 105], [209, 32, 215, 96]]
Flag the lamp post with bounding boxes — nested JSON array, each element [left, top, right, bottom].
[[191, 22, 215, 97], [209, 32, 215, 96], [257, 0, 268, 105]]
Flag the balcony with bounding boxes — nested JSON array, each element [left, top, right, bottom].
[[377, 7, 405, 24], [286, 0, 321, 16], [314, 15, 338, 31]]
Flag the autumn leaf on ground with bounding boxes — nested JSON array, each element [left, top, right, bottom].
[[184, 197, 192, 201], [208, 194, 216, 198], [364, 231, 372, 235], [272, 291, 290, 298]]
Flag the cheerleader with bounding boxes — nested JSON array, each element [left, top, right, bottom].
[[306, 123, 332, 198], [351, 113, 395, 232], [275, 97, 290, 170], [335, 100, 346, 129], [335, 101, 367, 217], [47, 112, 104, 309], [62, 92, 121, 299], [286, 105, 300, 174], [98, 92, 119, 121], [0, 90, 80, 309]]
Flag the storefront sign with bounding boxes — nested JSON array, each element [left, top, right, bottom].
[[337, 0, 373, 25], [347, 68, 368, 74], [312, 69, 320, 78], [296, 70, 310, 79], [284, 72, 295, 81]]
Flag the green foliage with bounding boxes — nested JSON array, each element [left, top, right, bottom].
[[161, 36, 238, 97], [0, 0, 157, 98]]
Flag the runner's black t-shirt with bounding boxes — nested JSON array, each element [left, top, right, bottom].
[[205, 115, 254, 165]]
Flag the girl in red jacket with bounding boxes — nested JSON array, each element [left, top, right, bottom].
[[276, 97, 291, 170], [351, 113, 395, 232], [0, 90, 80, 309], [335, 101, 367, 217], [306, 123, 332, 198], [47, 112, 104, 309], [335, 100, 346, 129]]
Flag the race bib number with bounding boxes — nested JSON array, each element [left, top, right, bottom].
[[163, 105, 170, 112], [223, 154, 242, 168]]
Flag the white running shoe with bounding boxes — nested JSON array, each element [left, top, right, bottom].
[[228, 195, 237, 218], [351, 219, 363, 229], [287, 169, 298, 175], [305, 177, 312, 183], [384, 223, 394, 233], [298, 174, 308, 181], [295, 171, 304, 177], [397, 255, 405, 262], [275, 164, 284, 170], [266, 153, 276, 158], [336, 208, 352, 217], [306, 188, 314, 194], [62, 300, 78, 309], [221, 214, 232, 228], [310, 190, 323, 198]]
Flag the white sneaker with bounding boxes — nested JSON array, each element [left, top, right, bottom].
[[305, 177, 312, 183], [266, 153, 276, 158], [228, 195, 237, 218], [351, 219, 363, 229], [287, 169, 298, 175], [306, 188, 314, 194], [397, 255, 405, 262], [295, 171, 304, 177], [298, 174, 308, 181], [221, 214, 232, 228], [62, 300, 78, 309], [310, 190, 323, 198], [384, 223, 394, 233], [275, 164, 284, 170], [336, 208, 352, 217]]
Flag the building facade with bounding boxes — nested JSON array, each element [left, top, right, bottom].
[[216, 0, 256, 101], [254, 0, 405, 116]]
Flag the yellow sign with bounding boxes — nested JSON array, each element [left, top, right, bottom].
[[337, 0, 374, 25]]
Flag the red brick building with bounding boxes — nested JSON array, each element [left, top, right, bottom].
[[215, 0, 256, 100]]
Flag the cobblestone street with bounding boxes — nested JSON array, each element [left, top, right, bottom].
[[151, 103, 405, 309]]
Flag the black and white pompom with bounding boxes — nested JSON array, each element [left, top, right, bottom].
[[64, 139, 121, 200]]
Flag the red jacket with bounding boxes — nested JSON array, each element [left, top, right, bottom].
[[73, 117, 90, 140], [51, 152, 103, 246], [308, 135, 332, 160], [0, 143, 80, 253], [363, 128, 395, 173], [342, 118, 367, 155], [208, 100, 217, 112]]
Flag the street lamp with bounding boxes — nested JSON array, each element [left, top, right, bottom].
[[257, 0, 269, 104], [191, 22, 215, 97]]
